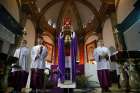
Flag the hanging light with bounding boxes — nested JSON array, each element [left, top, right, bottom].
[[23, 28, 27, 35], [23, 28, 26, 31], [52, 23, 56, 28], [38, 8, 40, 13], [83, 24, 86, 28], [48, 19, 52, 26]]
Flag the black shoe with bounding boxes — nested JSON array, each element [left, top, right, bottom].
[[30, 90, 36, 93], [105, 88, 111, 92], [118, 85, 121, 89], [101, 89, 105, 93], [107, 89, 111, 92], [125, 89, 130, 92]]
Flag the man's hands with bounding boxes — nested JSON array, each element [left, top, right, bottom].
[[99, 54, 109, 61]]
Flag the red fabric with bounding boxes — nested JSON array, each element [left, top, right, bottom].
[[97, 69, 111, 89], [8, 71, 28, 91], [63, 17, 71, 28], [30, 69, 44, 89], [65, 48, 70, 56]]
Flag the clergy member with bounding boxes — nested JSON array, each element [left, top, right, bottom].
[[11, 40, 30, 92], [94, 40, 111, 92], [30, 37, 48, 92]]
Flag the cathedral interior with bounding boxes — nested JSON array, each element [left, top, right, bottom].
[[0, 0, 140, 93]]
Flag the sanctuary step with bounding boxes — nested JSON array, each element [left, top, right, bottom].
[[58, 80, 76, 88]]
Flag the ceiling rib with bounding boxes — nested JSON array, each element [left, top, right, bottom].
[[71, 1, 82, 31], [76, 0, 102, 23], [38, 0, 101, 24], [38, 0, 63, 22], [56, 1, 67, 30]]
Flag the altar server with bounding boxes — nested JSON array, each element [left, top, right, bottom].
[[30, 37, 48, 92], [94, 40, 111, 92], [11, 40, 30, 92]]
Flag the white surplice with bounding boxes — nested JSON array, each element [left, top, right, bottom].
[[30, 45, 47, 69], [94, 46, 111, 70], [13, 47, 30, 72]]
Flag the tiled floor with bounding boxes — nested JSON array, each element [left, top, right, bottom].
[[6, 84, 140, 93], [91, 84, 140, 93]]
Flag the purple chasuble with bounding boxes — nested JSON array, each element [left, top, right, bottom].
[[71, 33, 77, 82], [58, 35, 65, 82]]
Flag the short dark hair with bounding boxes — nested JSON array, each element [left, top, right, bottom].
[[22, 40, 27, 44], [38, 36, 43, 40]]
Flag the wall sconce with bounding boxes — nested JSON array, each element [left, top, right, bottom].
[[83, 24, 86, 28], [52, 23, 56, 28], [48, 19, 52, 26], [38, 8, 40, 13], [23, 28, 27, 36]]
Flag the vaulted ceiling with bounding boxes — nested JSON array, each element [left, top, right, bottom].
[[20, 0, 115, 39]]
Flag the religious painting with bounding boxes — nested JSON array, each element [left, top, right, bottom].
[[86, 40, 97, 64], [44, 42, 54, 63]]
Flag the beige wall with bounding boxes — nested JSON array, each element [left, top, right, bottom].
[[0, 0, 19, 22], [102, 18, 116, 49], [23, 19, 35, 48], [117, 0, 136, 24]]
